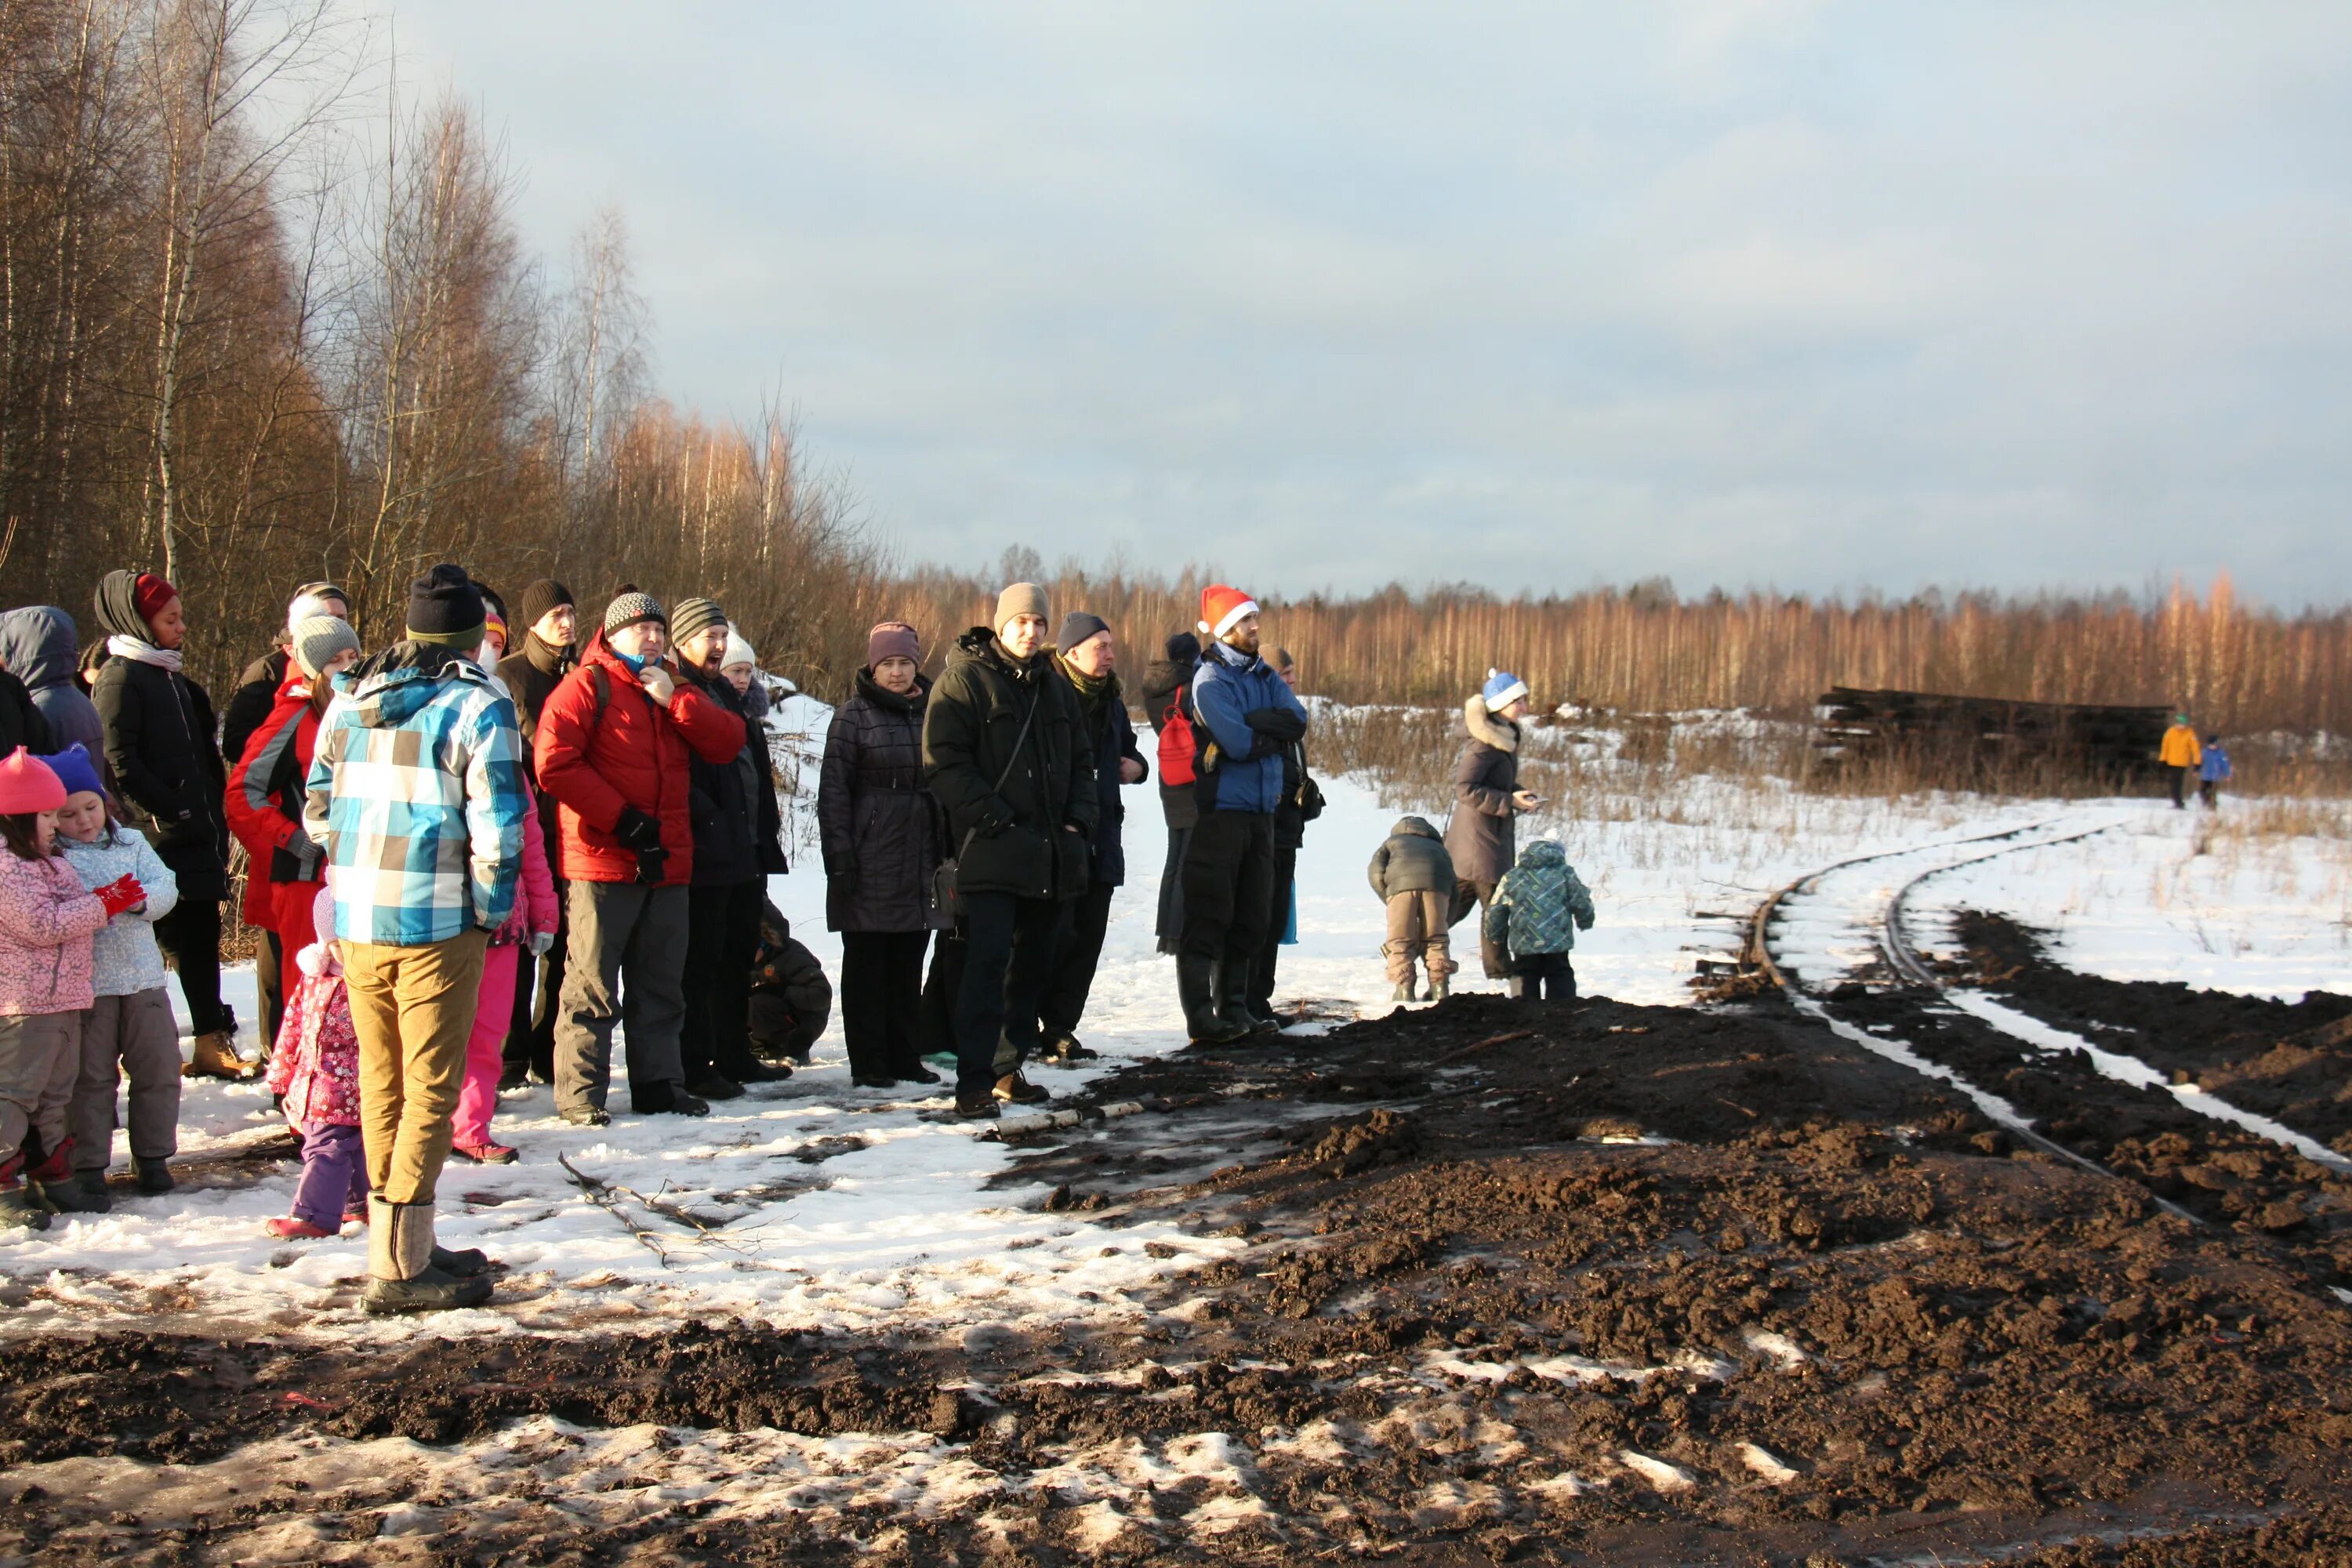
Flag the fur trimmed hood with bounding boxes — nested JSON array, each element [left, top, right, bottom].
[[1461, 693, 1519, 753]]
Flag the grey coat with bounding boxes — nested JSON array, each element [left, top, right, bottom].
[[819, 670, 946, 932], [1442, 695, 1521, 885], [0, 606, 103, 754], [1368, 815, 1454, 899]]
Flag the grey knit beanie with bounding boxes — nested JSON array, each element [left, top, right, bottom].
[[291, 615, 360, 679], [603, 591, 666, 637], [670, 596, 727, 647]]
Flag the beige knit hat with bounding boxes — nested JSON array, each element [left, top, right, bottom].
[[993, 582, 1049, 634]]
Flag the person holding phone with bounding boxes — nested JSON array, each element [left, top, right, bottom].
[[1444, 669, 1542, 985]]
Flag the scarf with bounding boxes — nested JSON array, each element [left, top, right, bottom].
[[1204, 637, 1260, 674], [106, 634, 183, 673], [1056, 657, 1120, 739], [523, 630, 575, 677]]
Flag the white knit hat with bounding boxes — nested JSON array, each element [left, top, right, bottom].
[[721, 628, 757, 671]]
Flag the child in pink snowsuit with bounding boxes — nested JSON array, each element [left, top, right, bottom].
[[263, 885, 365, 1238], [451, 775, 556, 1163]]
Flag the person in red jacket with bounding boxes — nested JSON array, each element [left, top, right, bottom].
[[534, 592, 746, 1125], [223, 617, 361, 1061]]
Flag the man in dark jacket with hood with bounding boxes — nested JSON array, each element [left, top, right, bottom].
[[1178, 585, 1309, 1043], [923, 583, 1097, 1118], [1036, 612, 1149, 1065], [0, 607, 100, 755], [497, 579, 577, 1088], [1140, 632, 1200, 956], [670, 595, 791, 1099], [91, 569, 245, 1078]]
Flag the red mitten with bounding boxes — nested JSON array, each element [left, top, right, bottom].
[[96, 875, 146, 917]]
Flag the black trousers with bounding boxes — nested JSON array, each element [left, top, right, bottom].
[[1247, 845, 1297, 1009], [2167, 764, 2189, 808], [1180, 810, 1276, 967], [953, 891, 1062, 1095], [256, 929, 284, 1054], [1040, 880, 1116, 1040], [679, 879, 764, 1085], [1518, 951, 1576, 1000], [1155, 825, 1190, 955], [841, 930, 930, 1081], [506, 873, 567, 1081], [154, 897, 227, 1035]]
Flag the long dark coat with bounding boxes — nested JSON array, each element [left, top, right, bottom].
[[818, 670, 946, 931], [92, 654, 230, 900], [1441, 694, 1521, 886]]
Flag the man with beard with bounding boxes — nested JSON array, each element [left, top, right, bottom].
[[1177, 585, 1308, 1043]]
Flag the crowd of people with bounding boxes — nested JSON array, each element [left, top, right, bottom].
[[0, 561, 1600, 1316]]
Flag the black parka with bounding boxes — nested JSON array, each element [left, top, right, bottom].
[[1139, 651, 1198, 831], [681, 661, 786, 887], [923, 629, 1098, 902], [497, 631, 577, 768], [220, 648, 289, 768], [1062, 666, 1148, 887], [91, 654, 230, 899], [818, 670, 946, 932]]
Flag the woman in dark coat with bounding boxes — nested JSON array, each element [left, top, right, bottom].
[[818, 622, 946, 1088], [1443, 669, 1541, 983], [89, 569, 241, 1076]]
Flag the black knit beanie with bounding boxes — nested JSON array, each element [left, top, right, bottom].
[[519, 579, 573, 630], [1058, 612, 1111, 655], [406, 564, 485, 647]]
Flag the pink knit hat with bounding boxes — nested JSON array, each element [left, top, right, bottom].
[[0, 748, 64, 814]]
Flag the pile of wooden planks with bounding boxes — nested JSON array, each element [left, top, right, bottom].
[[1813, 686, 2172, 783]]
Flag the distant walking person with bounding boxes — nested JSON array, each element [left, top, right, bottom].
[[303, 564, 525, 1313], [2158, 714, 2201, 810], [820, 622, 947, 1088], [89, 571, 243, 1078], [1141, 633, 1202, 956], [496, 579, 579, 1090], [1037, 612, 1149, 1064], [923, 583, 1097, 1117], [2198, 736, 2231, 809], [1445, 669, 1541, 985], [1178, 585, 1308, 1043]]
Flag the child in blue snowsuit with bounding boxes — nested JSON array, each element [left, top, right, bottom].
[[1483, 839, 1595, 1001]]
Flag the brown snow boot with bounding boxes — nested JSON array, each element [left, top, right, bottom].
[[361, 1198, 492, 1315], [183, 1029, 258, 1081]]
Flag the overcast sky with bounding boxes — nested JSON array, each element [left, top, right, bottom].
[[380, 2, 2352, 605]]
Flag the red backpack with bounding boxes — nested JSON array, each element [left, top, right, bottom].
[[1156, 681, 1200, 786]]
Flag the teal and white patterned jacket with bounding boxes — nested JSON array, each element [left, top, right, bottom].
[[303, 645, 525, 946], [1483, 839, 1595, 957]]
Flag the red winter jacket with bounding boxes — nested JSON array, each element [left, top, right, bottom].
[[224, 673, 325, 927], [534, 632, 746, 886]]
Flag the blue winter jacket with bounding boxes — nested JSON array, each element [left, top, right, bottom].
[[1188, 641, 1310, 815], [2199, 745, 2232, 783]]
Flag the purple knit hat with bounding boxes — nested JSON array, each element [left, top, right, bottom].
[[867, 622, 920, 667]]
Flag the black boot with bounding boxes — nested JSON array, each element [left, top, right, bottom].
[[1177, 956, 1241, 1044], [362, 1199, 492, 1316], [46, 1171, 111, 1213], [1220, 965, 1274, 1037]]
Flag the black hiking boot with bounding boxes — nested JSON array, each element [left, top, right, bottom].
[[45, 1171, 111, 1213], [132, 1157, 175, 1195]]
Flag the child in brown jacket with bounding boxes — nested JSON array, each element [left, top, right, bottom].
[[1368, 815, 1456, 1002]]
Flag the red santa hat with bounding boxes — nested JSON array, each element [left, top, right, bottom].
[[1196, 583, 1259, 641]]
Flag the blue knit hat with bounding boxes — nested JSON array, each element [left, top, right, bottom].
[[1482, 668, 1530, 713], [39, 742, 104, 801]]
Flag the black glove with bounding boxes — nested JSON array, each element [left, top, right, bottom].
[[633, 846, 670, 885], [614, 806, 662, 851]]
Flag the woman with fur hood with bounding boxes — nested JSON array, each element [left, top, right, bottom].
[[1443, 670, 1543, 982]]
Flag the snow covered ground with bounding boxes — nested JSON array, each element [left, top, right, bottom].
[[2, 699, 2343, 1339]]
